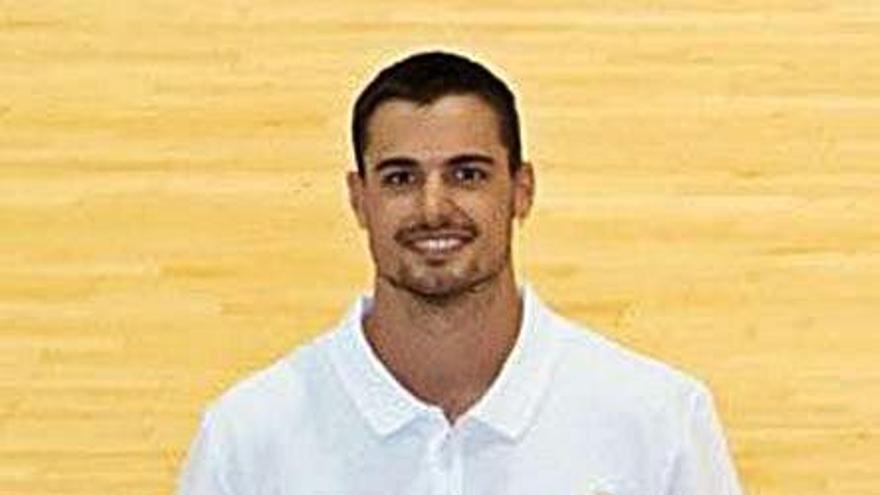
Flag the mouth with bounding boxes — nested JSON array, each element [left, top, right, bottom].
[[399, 230, 475, 257]]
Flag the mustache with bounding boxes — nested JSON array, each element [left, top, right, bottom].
[[394, 220, 479, 244]]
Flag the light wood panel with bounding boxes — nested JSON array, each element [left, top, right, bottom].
[[2, 1, 878, 494]]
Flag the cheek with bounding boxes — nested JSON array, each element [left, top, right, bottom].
[[472, 199, 514, 241], [366, 202, 405, 239]]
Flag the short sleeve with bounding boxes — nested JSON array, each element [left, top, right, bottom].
[[177, 408, 237, 495], [663, 385, 745, 495]]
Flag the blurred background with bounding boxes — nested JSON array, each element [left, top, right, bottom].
[[1, 1, 878, 494]]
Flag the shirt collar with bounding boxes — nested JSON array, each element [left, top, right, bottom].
[[467, 283, 563, 440], [325, 282, 563, 441], [326, 289, 431, 437]]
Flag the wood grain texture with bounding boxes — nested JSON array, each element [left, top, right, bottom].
[[2, 1, 878, 494]]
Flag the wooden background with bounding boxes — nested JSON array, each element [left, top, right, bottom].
[[2, 1, 878, 494]]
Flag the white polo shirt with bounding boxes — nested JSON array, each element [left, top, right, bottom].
[[178, 284, 744, 495]]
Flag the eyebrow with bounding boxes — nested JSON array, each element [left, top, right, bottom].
[[447, 153, 495, 167], [374, 157, 419, 173], [373, 153, 495, 173]]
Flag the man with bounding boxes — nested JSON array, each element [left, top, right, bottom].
[[178, 51, 744, 495]]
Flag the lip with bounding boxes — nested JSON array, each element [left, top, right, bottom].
[[398, 229, 475, 257]]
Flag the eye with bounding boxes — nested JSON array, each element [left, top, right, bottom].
[[453, 166, 488, 183], [381, 170, 416, 187]]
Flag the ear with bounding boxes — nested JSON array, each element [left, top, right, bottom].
[[512, 161, 535, 221], [346, 170, 368, 229]]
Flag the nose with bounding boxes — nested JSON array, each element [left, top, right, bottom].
[[419, 171, 453, 227]]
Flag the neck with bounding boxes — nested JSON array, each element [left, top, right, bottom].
[[363, 267, 523, 424]]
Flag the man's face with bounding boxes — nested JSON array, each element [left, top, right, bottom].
[[348, 94, 534, 299]]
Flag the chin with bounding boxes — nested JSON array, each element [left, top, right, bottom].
[[412, 279, 470, 299], [388, 266, 500, 302]]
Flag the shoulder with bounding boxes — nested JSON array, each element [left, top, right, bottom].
[[200, 331, 337, 443], [543, 307, 708, 417]]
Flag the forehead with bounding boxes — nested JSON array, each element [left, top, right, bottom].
[[364, 94, 505, 162]]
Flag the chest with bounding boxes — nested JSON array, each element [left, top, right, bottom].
[[251, 420, 660, 495]]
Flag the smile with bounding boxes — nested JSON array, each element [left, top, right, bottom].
[[413, 237, 466, 252], [400, 230, 475, 256]]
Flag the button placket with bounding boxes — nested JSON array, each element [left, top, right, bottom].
[[448, 427, 464, 495], [425, 411, 452, 495], [424, 408, 469, 495], [429, 429, 463, 495]]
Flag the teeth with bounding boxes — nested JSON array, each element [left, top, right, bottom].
[[414, 237, 463, 251]]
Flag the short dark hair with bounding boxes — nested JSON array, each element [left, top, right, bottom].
[[351, 51, 522, 178]]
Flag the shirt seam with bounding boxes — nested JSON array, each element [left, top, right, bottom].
[[656, 383, 704, 495], [201, 405, 239, 495]]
